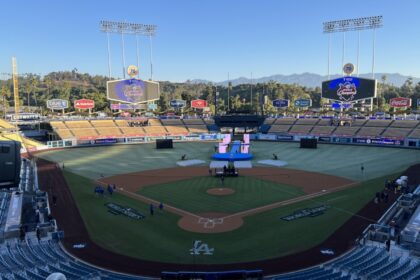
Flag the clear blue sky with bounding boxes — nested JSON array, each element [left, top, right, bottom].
[[0, 0, 419, 82]]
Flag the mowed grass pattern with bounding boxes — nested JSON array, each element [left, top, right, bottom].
[[138, 176, 305, 213], [37, 141, 420, 181], [64, 169, 399, 264]]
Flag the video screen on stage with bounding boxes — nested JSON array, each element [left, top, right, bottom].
[[107, 79, 160, 104], [322, 76, 377, 102]]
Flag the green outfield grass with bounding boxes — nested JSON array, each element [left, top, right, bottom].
[[64, 169, 400, 264], [138, 176, 305, 214], [37, 141, 420, 181]]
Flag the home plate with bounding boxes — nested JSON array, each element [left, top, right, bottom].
[[258, 159, 288, 167], [177, 160, 206, 167]]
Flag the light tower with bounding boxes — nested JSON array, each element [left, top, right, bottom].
[[99, 20, 157, 80], [12, 57, 20, 116]]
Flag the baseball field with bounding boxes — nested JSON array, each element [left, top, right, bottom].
[[36, 141, 420, 273]]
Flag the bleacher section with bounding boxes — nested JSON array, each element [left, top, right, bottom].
[[409, 129, 420, 139], [0, 240, 153, 280], [295, 118, 319, 125], [0, 119, 16, 130], [382, 128, 413, 139], [356, 127, 386, 138], [365, 119, 393, 127], [310, 125, 336, 136], [270, 245, 420, 280], [268, 125, 291, 134], [288, 125, 313, 134], [391, 120, 420, 128]]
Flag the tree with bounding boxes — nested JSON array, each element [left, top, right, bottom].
[[1, 84, 11, 118]]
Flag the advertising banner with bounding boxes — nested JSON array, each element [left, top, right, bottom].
[[107, 78, 160, 104], [322, 76, 377, 102], [272, 99, 289, 108], [170, 99, 186, 108], [110, 104, 146, 110], [294, 99, 312, 107], [191, 99, 208, 109], [94, 139, 117, 145], [390, 97, 412, 108], [74, 99, 95, 109], [47, 99, 68, 110]]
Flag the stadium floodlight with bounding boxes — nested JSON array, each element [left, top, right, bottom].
[[323, 15, 383, 80], [322, 16, 383, 33], [100, 20, 158, 79]]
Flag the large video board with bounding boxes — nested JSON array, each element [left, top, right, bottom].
[[107, 78, 160, 104], [322, 76, 377, 102]]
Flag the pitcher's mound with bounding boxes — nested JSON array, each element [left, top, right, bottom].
[[207, 188, 235, 196]]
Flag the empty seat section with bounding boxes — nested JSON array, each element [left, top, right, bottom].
[[288, 125, 313, 134], [64, 121, 92, 128], [382, 128, 412, 139], [90, 120, 117, 127], [295, 118, 320, 125], [333, 126, 360, 136], [55, 129, 74, 139], [161, 119, 183, 126], [143, 126, 167, 134], [187, 125, 208, 133], [356, 127, 385, 138], [352, 119, 368, 126], [49, 121, 67, 129], [391, 120, 420, 128], [71, 129, 98, 138], [268, 125, 291, 133], [317, 119, 333, 126], [408, 129, 420, 139], [119, 127, 145, 135], [263, 118, 276, 125], [148, 118, 163, 126], [165, 126, 189, 134], [183, 119, 205, 125], [274, 118, 297, 125], [365, 120, 392, 127], [310, 126, 336, 135], [96, 127, 123, 137]]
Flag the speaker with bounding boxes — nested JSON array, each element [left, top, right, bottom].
[[300, 138, 317, 149], [156, 139, 173, 149]]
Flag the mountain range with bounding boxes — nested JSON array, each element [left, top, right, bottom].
[[190, 73, 420, 88]]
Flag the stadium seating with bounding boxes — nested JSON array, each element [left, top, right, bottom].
[[263, 118, 276, 125], [356, 127, 385, 138], [0, 119, 16, 130], [70, 128, 98, 138], [90, 120, 117, 127], [295, 118, 320, 125], [310, 126, 336, 136], [408, 129, 420, 139], [390, 120, 420, 128], [365, 119, 393, 127], [160, 119, 183, 126], [182, 119, 205, 125], [119, 127, 146, 136], [332, 126, 360, 136], [288, 125, 313, 134], [381, 128, 412, 139], [274, 118, 297, 125], [351, 119, 368, 126], [268, 125, 291, 134], [186, 125, 208, 133], [64, 121, 93, 129], [270, 245, 420, 280], [0, 240, 154, 280]]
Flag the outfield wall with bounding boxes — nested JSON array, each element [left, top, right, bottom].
[[45, 132, 420, 150]]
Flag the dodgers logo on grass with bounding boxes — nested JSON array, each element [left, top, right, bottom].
[[190, 240, 214, 255]]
